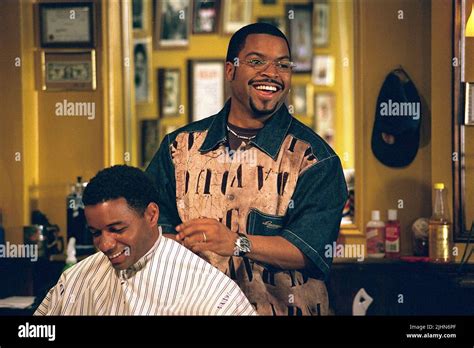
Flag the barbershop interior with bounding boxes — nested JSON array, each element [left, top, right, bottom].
[[0, 0, 474, 316]]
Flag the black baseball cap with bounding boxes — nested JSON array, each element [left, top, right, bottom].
[[371, 68, 422, 168]]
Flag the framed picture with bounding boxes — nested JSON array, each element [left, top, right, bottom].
[[313, 1, 330, 47], [141, 120, 159, 167], [158, 68, 181, 117], [286, 4, 313, 73], [188, 60, 225, 122], [222, 0, 252, 34], [154, 0, 191, 48], [257, 17, 285, 34], [41, 50, 96, 91], [312, 55, 335, 86], [39, 2, 94, 48], [465, 82, 474, 125], [192, 0, 220, 34], [314, 93, 335, 147], [290, 84, 314, 117], [134, 38, 152, 103], [132, 0, 151, 35]]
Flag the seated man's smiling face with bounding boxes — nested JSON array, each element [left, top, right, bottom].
[[85, 198, 159, 270]]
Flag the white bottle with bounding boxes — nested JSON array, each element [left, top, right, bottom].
[[366, 210, 385, 258]]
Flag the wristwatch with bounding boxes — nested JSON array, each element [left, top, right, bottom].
[[233, 233, 252, 257]]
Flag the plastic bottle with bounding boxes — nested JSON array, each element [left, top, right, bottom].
[[0, 209, 5, 245], [385, 209, 400, 259], [428, 183, 453, 263], [366, 210, 385, 258], [63, 237, 77, 272]]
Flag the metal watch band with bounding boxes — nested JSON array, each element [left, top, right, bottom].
[[234, 232, 252, 257]]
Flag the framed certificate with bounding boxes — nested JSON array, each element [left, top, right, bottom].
[[188, 60, 225, 122], [39, 2, 95, 48]]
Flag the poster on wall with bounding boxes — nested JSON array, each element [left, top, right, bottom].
[[141, 120, 159, 168], [313, 1, 330, 47], [222, 0, 252, 34], [286, 4, 313, 73], [192, 0, 220, 34], [312, 55, 335, 86], [134, 38, 152, 103], [314, 93, 335, 147], [132, 0, 151, 35], [155, 0, 191, 48], [158, 68, 181, 117], [188, 60, 225, 122]]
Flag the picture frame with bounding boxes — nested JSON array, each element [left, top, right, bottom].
[[134, 37, 152, 104], [39, 2, 95, 48], [222, 0, 252, 35], [290, 84, 314, 117], [192, 0, 220, 34], [286, 4, 313, 73], [141, 119, 159, 168], [313, 1, 330, 47], [41, 50, 96, 91], [132, 0, 151, 35], [257, 17, 285, 34], [314, 93, 335, 147], [154, 0, 191, 48], [188, 60, 225, 122], [158, 68, 181, 117], [465, 82, 474, 125], [312, 55, 335, 86]]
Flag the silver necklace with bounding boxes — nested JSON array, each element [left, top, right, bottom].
[[226, 125, 256, 140]]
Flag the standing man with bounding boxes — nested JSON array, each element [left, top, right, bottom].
[[147, 23, 348, 315]]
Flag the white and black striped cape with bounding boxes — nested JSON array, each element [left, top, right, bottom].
[[34, 235, 256, 316]]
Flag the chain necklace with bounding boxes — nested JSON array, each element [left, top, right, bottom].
[[226, 125, 257, 141]]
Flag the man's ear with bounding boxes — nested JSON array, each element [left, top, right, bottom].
[[225, 61, 236, 81], [145, 202, 159, 228]]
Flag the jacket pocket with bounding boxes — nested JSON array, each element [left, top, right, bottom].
[[246, 208, 285, 236]]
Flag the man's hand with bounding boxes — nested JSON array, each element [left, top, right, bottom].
[[175, 218, 237, 256]]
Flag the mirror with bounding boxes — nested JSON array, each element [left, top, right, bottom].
[[453, 0, 474, 241]]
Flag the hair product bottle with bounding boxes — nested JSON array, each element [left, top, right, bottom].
[[428, 183, 453, 263], [366, 210, 385, 258], [385, 209, 400, 259]]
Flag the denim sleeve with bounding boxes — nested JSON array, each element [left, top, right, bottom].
[[145, 134, 182, 234], [281, 155, 348, 280]]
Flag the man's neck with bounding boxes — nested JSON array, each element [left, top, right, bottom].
[[228, 102, 274, 129]]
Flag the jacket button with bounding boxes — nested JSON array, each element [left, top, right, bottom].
[[227, 194, 235, 201]]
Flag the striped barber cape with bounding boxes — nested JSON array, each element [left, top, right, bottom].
[[34, 234, 256, 315]]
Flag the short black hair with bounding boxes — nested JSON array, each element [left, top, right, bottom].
[[82, 165, 159, 216], [225, 22, 291, 63]]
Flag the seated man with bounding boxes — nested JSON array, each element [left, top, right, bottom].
[[34, 165, 255, 315]]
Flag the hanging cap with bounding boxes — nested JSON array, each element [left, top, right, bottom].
[[371, 68, 422, 167]]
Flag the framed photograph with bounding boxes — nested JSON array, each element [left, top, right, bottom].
[[286, 4, 313, 73], [154, 0, 191, 48], [314, 93, 335, 147], [222, 0, 252, 34], [41, 50, 96, 91], [257, 17, 285, 34], [158, 68, 181, 117], [290, 84, 314, 117], [141, 120, 159, 168], [39, 2, 94, 48], [465, 82, 474, 125], [188, 60, 225, 122], [134, 38, 152, 103], [312, 55, 335, 86], [132, 0, 151, 35], [193, 0, 220, 34], [313, 1, 330, 47]]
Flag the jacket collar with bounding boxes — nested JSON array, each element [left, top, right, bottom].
[[199, 99, 293, 160]]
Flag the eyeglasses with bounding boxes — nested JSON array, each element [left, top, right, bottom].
[[242, 58, 296, 73]]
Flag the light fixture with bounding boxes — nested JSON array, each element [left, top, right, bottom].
[[467, 3, 474, 37]]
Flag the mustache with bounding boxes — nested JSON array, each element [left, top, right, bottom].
[[248, 78, 284, 90]]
